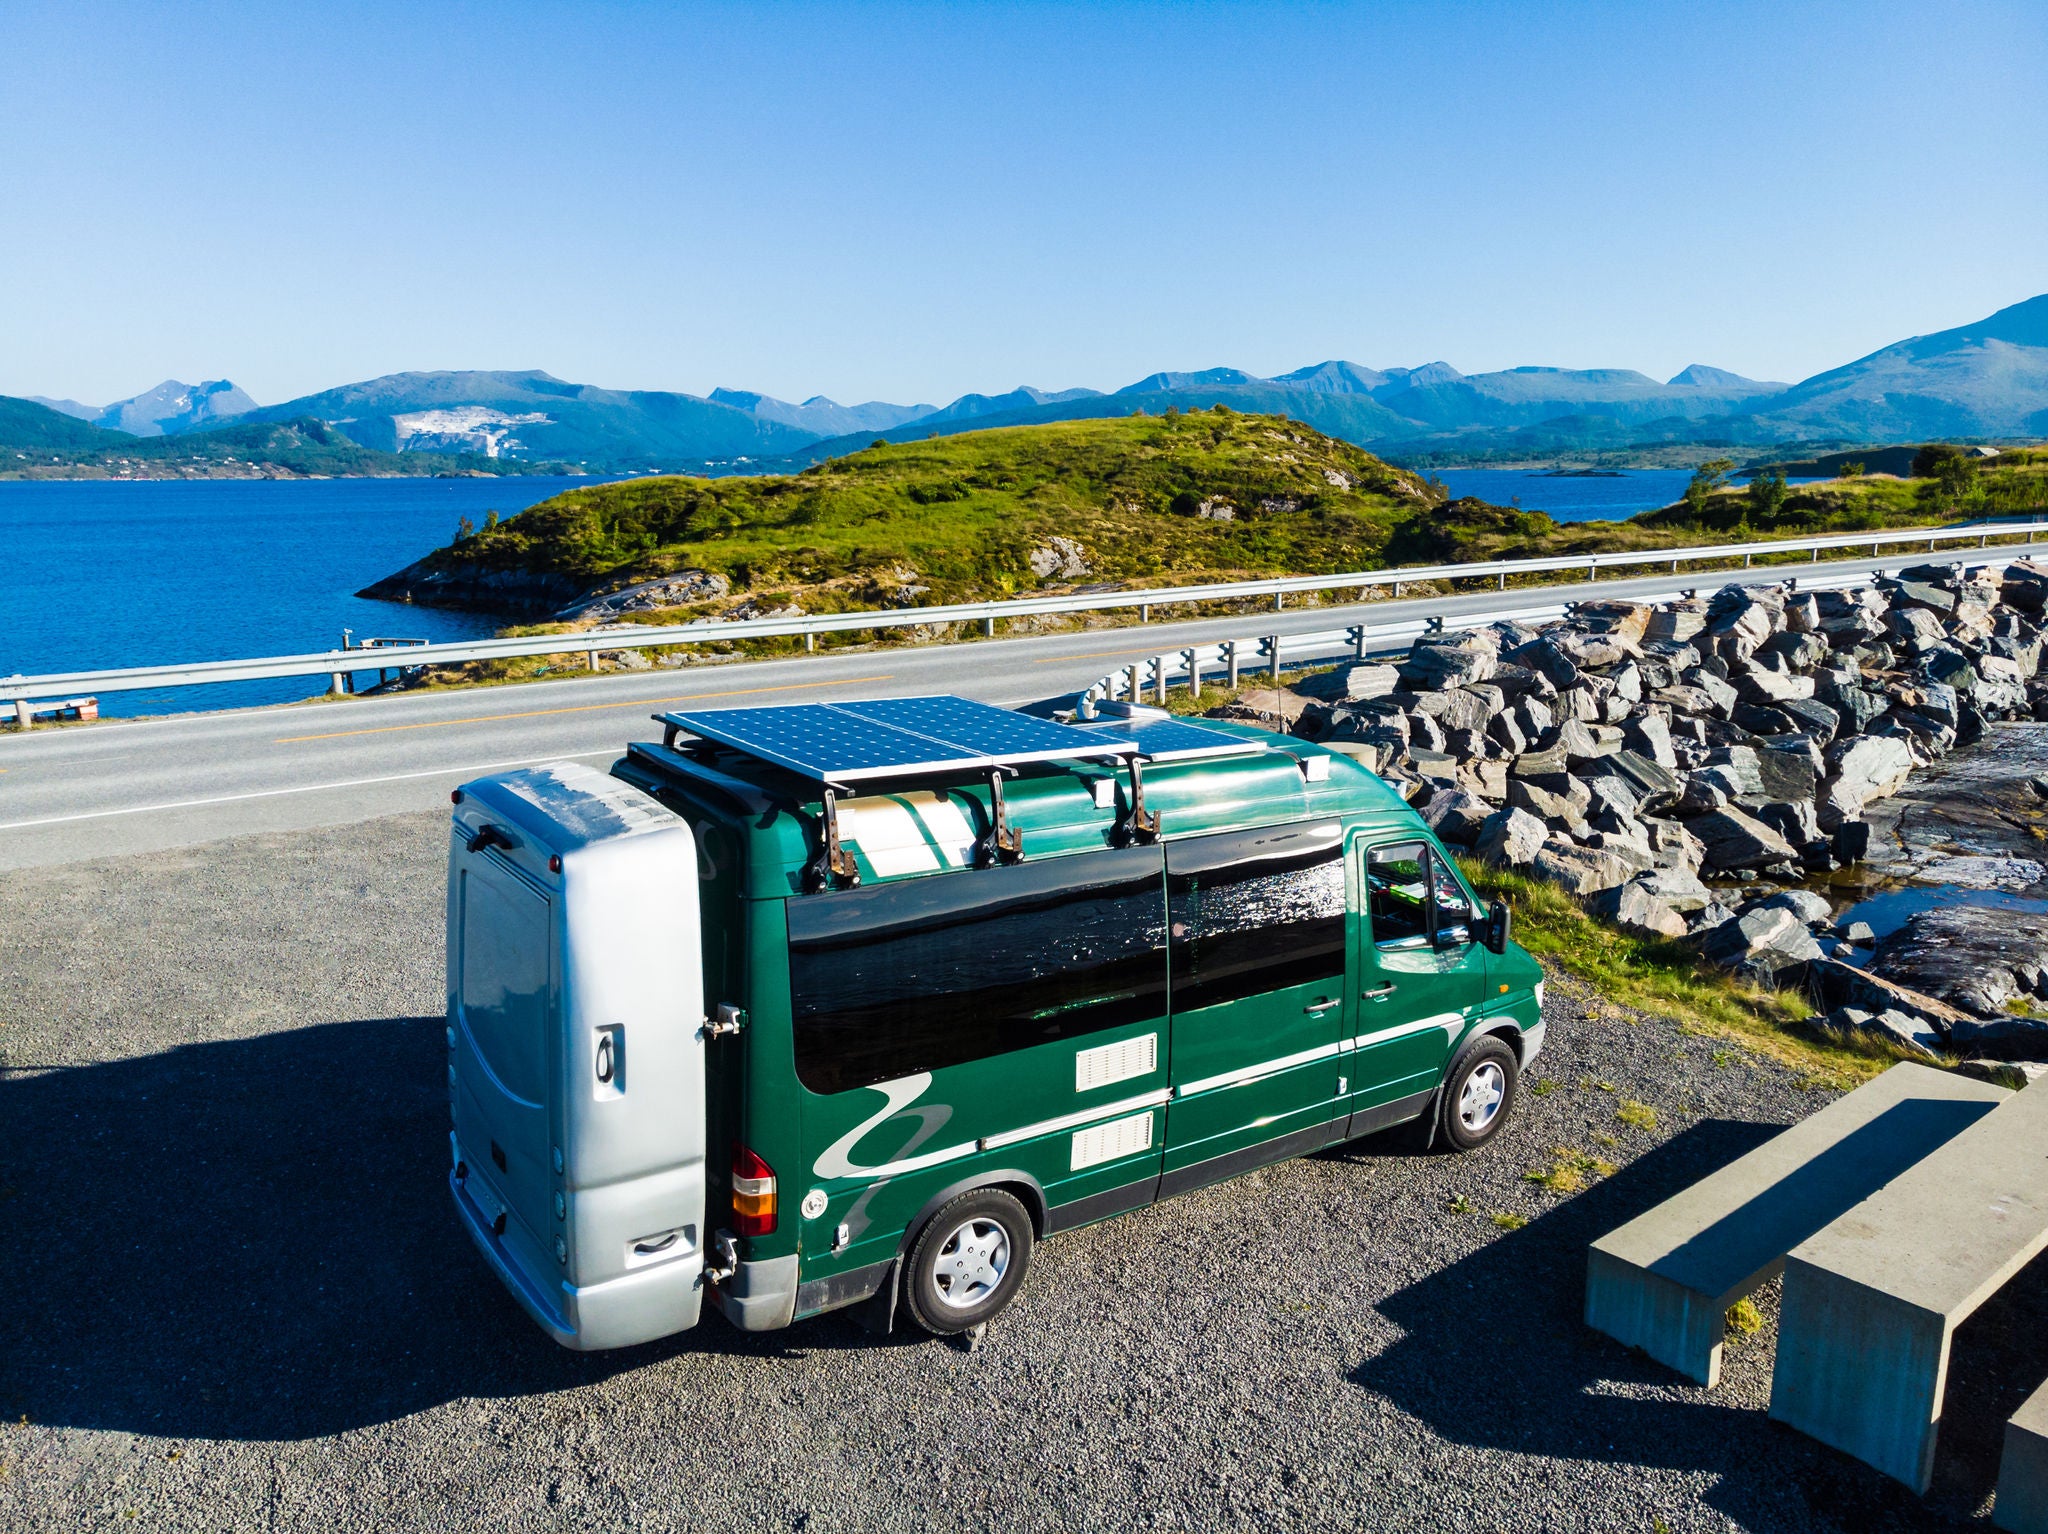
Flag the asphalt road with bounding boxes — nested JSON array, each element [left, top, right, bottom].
[[8, 810, 2042, 1531], [6, 546, 2041, 872]]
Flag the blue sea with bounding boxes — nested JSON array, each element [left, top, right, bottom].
[[1434, 468, 1697, 522], [0, 476, 613, 717]]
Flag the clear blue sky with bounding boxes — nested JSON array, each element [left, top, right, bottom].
[[2, 0, 2042, 409]]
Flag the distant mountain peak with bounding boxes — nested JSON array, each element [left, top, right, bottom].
[[92, 378, 259, 437], [1667, 363, 1785, 391]]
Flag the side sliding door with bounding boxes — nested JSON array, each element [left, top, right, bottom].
[[1159, 820, 1351, 1197]]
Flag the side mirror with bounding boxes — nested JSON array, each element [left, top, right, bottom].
[[1483, 899, 1511, 955]]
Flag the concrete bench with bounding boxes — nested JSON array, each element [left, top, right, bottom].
[[1586, 1062, 2006, 1387], [1999, 1377, 2048, 1534], [1770, 1079, 2048, 1493]]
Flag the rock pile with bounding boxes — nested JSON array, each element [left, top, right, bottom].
[[1284, 560, 2048, 1053]]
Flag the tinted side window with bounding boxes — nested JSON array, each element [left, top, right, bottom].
[[788, 847, 1167, 1096], [1166, 822, 1346, 1011]]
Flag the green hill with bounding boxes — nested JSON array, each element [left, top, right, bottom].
[[361, 409, 1447, 616]]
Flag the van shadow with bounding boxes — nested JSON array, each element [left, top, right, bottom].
[[0, 1018, 877, 1443], [1346, 1118, 1995, 1531]]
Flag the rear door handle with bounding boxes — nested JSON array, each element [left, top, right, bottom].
[[1363, 983, 1396, 1001], [1304, 998, 1341, 1015]]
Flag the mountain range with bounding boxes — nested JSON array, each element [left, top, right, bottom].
[[13, 293, 2046, 473]]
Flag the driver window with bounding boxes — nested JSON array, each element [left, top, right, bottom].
[[1367, 842, 1430, 949], [1368, 841, 1474, 949]]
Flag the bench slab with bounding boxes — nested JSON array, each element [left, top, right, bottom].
[[1771, 1080, 2048, 1493], [1998, 1378, 2048, 1534], [1587, 1063, 2005, 1386]]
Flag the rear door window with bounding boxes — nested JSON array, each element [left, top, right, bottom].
[[458, 862, 552, 1107]]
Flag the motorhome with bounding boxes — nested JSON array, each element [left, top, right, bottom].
[[444, 695, 1545, 1349]]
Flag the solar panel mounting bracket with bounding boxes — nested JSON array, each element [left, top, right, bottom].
[[1110, 756, 1162, 847], [974, 769, 1025, 868], [804, 787, 862, 893]]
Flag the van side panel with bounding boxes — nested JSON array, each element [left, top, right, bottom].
[[781, 848, 1171, 1302]]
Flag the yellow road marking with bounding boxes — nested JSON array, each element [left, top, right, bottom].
[[274, 676, 895, 743]]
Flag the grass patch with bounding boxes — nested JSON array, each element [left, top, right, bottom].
[[1530, 1077, 1558, 1097], [1461, 859, 1889, 1088], [1490, 1212, 1529, 1231], [1616, 1100, 1659, 1132], [1725, 1296, 1765, 1341], [1448, 1193, 1477, 1215], [1525, 1146, 1616, 1195]]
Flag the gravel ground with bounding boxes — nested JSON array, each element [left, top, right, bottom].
[[3, 812, 2045, 1533]]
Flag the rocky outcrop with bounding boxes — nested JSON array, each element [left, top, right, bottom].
[[1281, 559, 2048, 1041], [1869, 906, 2048, 1029], [357, 556, 588, 615]]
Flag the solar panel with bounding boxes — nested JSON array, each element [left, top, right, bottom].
[[661, 695, 1136, 784], [1073, 716, 1265, 761], [836, 696, 1123, 766]]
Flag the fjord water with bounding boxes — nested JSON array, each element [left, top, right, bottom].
[[0, 477, 609, 716], [1434, 468, 1697, 521]]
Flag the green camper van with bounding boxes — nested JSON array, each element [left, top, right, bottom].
[[444, 695, 1545, 1350]]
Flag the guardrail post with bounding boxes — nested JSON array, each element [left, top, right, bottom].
[[1498, 571, 1506, 589], [1811, 547, 1819, 562], [11, 699, 29, 730], [1153, 655, 1169, 704], [587, 650, 601, 672], [328, 671, 345, 696], [1127, 662, 1142, 702], [983, 617, 995, 637], [1267, 635, 1281, 686], [1274, 591, 1284, 611], [1225, 640, 1239, 689], [1183, 648, 1200, 700], [1347, 624, 1365, 660], [1140, 603, 1151, 623], [1743, 552, 1752, 567], [1670, 558, 1679, 572]]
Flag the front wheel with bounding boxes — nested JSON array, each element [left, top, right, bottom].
[[902, 1188, 1034, 1335], [1438, 1036, 1518, 1151]]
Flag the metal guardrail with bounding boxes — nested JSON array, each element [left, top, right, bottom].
[[1074, 564, 1901, 707], [5, 519, 2047, 710]]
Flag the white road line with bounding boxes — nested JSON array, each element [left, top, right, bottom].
[[0, 751, 618, 832]]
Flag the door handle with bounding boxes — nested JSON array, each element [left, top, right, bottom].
[[1304, 998, 1341, 1015], [1363, 983, 1396, 1001]]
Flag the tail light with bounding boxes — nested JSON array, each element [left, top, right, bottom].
[[731, 1143, 777, 1236]]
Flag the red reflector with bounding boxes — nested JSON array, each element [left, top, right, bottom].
[[548, 855, 562, 873], [450, 789, 464, 804], [731, 1142, 777, 1236]]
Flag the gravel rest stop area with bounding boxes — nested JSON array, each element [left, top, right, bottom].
[[4, 812, 2047, 1532]]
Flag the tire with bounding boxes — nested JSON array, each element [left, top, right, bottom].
[[901, 1188, 1034, 1335], [1438, 1035, 1518, 1152]]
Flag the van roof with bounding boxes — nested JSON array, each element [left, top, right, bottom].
[[617, 704, 1421, 900]]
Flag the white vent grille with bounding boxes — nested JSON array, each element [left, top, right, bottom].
[[1071, 1111, 1154, 1171], [1075, 1033, 1157, 1093]]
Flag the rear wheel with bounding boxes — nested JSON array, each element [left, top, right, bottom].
[[902, 1188, 1034, 1335], [1439, 1036, 1518, 1151]]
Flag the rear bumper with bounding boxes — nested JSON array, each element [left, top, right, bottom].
[[451, 1171, 704, 1351]]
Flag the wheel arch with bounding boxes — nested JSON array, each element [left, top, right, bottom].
[[894, 1169, 1050, 1262]]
